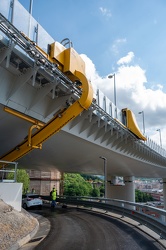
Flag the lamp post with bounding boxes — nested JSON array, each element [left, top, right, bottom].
[[156, 129, 162, 148], [108, 73, 116, 106], [138, 111, 145, 134], [99, 156, 107, 198], [28, 0, 34, 38], [29, 0, 33, 14]]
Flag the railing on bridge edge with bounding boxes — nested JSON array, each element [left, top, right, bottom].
[[0, 160, 18, 182], [41, 195, 166, 240], [92, 100, 166, 158]]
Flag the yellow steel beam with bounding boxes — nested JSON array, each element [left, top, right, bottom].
[[4, 107, 45, 127], [0, 35, 93, 167], [0, 70, 93, 164]]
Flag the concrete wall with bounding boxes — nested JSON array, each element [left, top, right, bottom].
[[27, 169, 61, 195], [0, 182, 22, 211]]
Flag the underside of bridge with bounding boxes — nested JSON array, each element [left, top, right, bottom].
[[0, 101, 165, 179], [0, 3, 166, 183]]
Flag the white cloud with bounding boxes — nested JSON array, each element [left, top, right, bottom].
[[117, 52, 134, 65], [99, 7, 112, 18], [116, 64, 166, 111], [156, 83, 163, 90], [80, 54, 100, 95], [80, 54, 99, 81], [81, 52, 166, 148]]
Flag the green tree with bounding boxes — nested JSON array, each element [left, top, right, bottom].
[[64, 173, 93, 196], [7, 169, 30, 194], [135, 189, 154, 202], [99, 184, 105, 197], [91, 187, 100, 197]]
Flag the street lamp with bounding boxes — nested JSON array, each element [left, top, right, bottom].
[[28, 0, 34, 38], [99, 156, 107, 198], [156, 129, 162, 147], [29, 0, 33, 14], [138, 111, 145, 134], [108, 73, 116, 106]]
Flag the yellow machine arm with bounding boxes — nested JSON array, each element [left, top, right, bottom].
[[0, 42, 93, 164]]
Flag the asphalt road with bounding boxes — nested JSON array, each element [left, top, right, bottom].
[[21, 205, 165, 250]]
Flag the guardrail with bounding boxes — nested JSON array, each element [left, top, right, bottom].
[[41, 195, 166, 239]]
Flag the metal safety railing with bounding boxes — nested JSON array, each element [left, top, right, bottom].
[[0, 160, 18, 182], [51, 196, 166, 240]]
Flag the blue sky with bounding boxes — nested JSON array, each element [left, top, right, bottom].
[[18, 0, 166, 148], [19, 0, 166, 86]]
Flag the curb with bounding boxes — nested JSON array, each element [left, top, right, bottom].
[[18, 212, 51, 250]]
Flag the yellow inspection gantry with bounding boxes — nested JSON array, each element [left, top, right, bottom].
[[0, 39, 93, 164], [122, 108, 146, 141], [0, 13, 146, 167]]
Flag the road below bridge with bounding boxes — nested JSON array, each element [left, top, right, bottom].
[[21, 205, 165, 250]]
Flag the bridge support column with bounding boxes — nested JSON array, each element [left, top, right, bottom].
[[107, 176, 135, 202], [163, 178, 166, 210]]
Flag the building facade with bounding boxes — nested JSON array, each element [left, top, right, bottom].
[[27, 169, 62, 195]]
